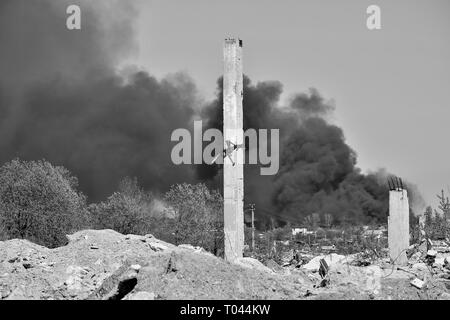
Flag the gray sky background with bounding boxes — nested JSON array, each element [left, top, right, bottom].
[[125, 0, 449, 209]]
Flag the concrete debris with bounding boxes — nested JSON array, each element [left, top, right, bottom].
[[302, 254, 346, 272], [318, 259, 329, 279], [1, 228, 449, 300], [434, 258, 446, 267], [439, 292, 450, 300], [445, 257, 450, 269], [263, 259, 284, 273], [427, 250, 438, 257], [130, 264, 141, 272], [364, 266, 382, 295], [125, 291, 155, 300], [178, 244, 208, 255], [411, 262, 428, 273], [409, 251, 423, 264], [148, 242, 169, 252], [317, 259, 330, 287], [234, 257, 275, 274], [410, 278, 425, 289]]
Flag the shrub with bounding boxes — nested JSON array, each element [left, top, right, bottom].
[[89, 177, 158, 235], [164, 183, 223, 255], [423, 205, 449, 240], [0, 159, 88, 248]]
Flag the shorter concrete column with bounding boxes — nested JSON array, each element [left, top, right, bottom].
[[388, 189, 409, 265]]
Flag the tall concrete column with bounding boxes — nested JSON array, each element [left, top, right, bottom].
[[388, 189, 409, 265], [223, 38, 244, 262]]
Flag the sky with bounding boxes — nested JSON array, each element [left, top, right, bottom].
[[124, 0, 450, 208]]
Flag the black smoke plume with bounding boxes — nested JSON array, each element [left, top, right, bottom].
[[0, 1, 423, 225], [201, 78, 396, 227], [0, 0, 199, 201]]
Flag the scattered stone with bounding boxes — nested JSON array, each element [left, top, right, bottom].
[[417, 241, 427, 253], [439, 292, 450, 300], [410, 278, 425, 289], [438, 273, 450, 280], [130, 264, 141, 272], [65, 275, 83, 291], [22, 262, 33, 269], [0, 287, 11, 299], [444, 257, 450, 268], [364, 266, 382, 295], [125, 291, 155, 300], [234, 257, 275, 274], [426, 250, 437, 265], [427, 250, 437, 257], [120, 270, 138, 282], [304, 289, 314, 297], [434, 258, 445, 267], [318, 259, 329, 279], [178, 244, 203, 253], [8, 257, 19, 263], [409, 251, 422, 264], [148, 242, 169, 252], [264, 259, 284, 273], [411, 262, 428, 272], [165, 253, 180, 273], [124, 234, 145, 242], [302, 254, 346, 272]]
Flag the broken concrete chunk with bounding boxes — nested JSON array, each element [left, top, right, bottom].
[[234, 257, 275, 274], [444, 257, 450, 268], [177, 244, 209, 255], [8, 257, 19, 263], [125, 291, 155, 300], [439, 292, 450, 300], [318, 259, 329, 279], [65, 275, 83, 291], [130, 264, 141, 272], [410, 278, 425, 289], [409, 251, 422, 263], [124, 234, 146, 242], [302, 254, 346, 272], [411, 262, 428, 272], [427, 250, 437, 257], [434, 258, 445, 267], [148, 242, 169, 252]]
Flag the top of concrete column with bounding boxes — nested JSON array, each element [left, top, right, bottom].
[[225, 38, 243, 47]]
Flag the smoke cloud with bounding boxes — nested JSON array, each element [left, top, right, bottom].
[[201, 79, 425, 226], [0, 0, 199, 201], [0, 1, 424, 225]]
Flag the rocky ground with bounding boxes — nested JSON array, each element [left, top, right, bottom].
[[0, 229, 449, 300]]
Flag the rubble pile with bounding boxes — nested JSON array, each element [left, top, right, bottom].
[[1, 230, 449, 300], [0, 230, 307, 300], [260, 237, 450, 299]]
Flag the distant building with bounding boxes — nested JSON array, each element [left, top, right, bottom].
[[292, 228, 307, 236], [362, 229, 386, 239]]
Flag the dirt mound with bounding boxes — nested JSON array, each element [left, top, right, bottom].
[[0, 230, 307, 300]]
